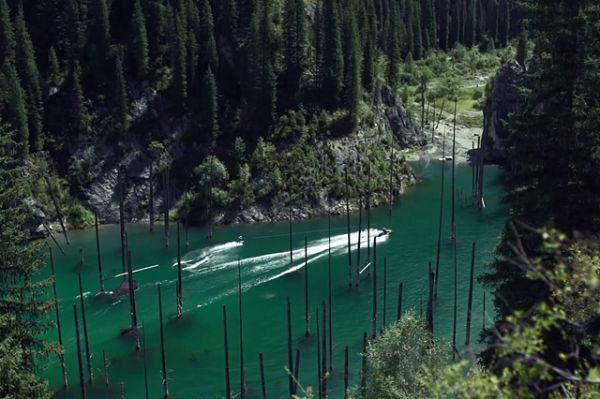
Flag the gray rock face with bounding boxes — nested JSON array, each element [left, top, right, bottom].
[[381, 86, 426, 148], [78, 86, 424, 226], [224, 173, 418, 225], [482, 59, 524, 162], [81, 139, 163, 224]]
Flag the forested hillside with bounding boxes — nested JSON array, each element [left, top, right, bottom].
[[0, 0, 522, 225]]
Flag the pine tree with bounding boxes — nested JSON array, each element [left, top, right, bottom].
[[217, 0, 238, 46], [0, 125, 52, 399], [173, 11, 188, 108], [14, 6, 43, 152], [321, 0, 344, 107], [414, 1, 424, 59], [282, 0, 307, 98], [0, 62, 29, 157], [248, 0, 276, 136], [440, 0, 450, 50], [428, 0, 438, 49], [343, 7, 362, 126], [499, 0, 510, 47], [201, 67, 219, 144], [67, 61, 85, 136], [387, 1, 402, 89], [516, 29, 527, 67], [47, 47, 63, 87], [362, 32, 375, 93], [452, 0, 462, 47], [461, 0, 467, 44], [198, 0, 218, 76], [114, 53, 129, 140], [406, 1, 415, 56], [467, 0, 476, 47], [0, 0, 15, 62], [185, 0, 199, 92], [314, 0, 323, 85], [131, 0, 149, 79], [146, 0, 167, 62], [238, 0, 256, 36], [88, 0, 111, 62]]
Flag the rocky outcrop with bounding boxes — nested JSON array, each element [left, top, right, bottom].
[[481, 59, 524, 163], [225, 170, 418, 225], [381, 86, 427, 148], [75, 86, 425, 226]]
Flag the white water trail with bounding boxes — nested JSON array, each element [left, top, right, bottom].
[[176, 228, 390, 308]]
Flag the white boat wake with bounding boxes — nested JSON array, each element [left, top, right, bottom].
[[171, 229, 390, 308]]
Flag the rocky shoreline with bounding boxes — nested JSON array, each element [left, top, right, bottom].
[[222, 171, 418, 225]]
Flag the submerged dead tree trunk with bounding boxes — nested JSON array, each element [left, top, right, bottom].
[[44, 175, 69, 245], [397, 282, 403, 321], [289, 205, 293, 268], [465, 241, 476, 346], [77, 273, 93, 384], [345, 167, 352, 288], [294, 349, 300, 395], [427, 263, 434, 335], [388, 149, 394, 217], [223, 306, 232, 399], [238, 259, 246, 398], [452, 235, 458, 359], [94, 212, 105, 293], [327, 215, 333, 371], [304, 237, 310, 336], [73, 305, 86, 399], [163, 167, 170, 248], [383, 257, 387, 327], [287, 297, 294, 396], [316, 307, 321, 398], [142, 322, 149, 399], [344, 346, 349, 399], [125, 235, 140, 351], [372, 238, 378, 338], [360, 331, 368, 398], [451, 100, 457, 241], [259, 353, 267, 399], [366, 168, 371, 268], [119, 168, 126, 275], [157, 284, 169, 398], [434, 130, 446, 299], [356, 196, 362, 286], [176, 222, 183, 318], [149, 160, 154, 232], [321, 301, 327, 397], [50, 247, 68, 389]]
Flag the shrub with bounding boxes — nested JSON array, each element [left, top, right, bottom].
[[66, 203, 94, 229]]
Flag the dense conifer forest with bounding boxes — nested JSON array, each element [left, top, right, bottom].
[[1, 0, 600, 398], [0, 0, 522, 221]]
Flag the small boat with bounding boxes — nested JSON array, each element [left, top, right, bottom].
[[237, 235, 244, 244], [377, 228, 392, 238]]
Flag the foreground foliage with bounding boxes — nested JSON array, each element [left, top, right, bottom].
[[343, 230, 599, 398], [0, 127, 52, 398]]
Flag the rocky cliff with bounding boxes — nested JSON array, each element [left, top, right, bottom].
[[481, 59, 524, 163], [65, 85, 425, 227]]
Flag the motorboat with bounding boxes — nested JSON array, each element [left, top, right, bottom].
[[377, 228, 392, 238]]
